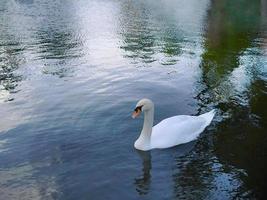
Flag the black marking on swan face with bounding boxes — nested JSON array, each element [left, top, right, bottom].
[[134, 105, 143, 112]]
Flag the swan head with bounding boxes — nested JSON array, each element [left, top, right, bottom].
[[132, 98, 154, 119]]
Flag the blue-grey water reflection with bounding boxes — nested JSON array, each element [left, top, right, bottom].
[[0, 0, 267, 199]]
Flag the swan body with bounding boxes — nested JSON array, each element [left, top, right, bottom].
[[132, 99, 215, 151]]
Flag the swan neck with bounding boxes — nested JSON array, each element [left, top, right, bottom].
[[135, 105, 154, 151], [141, 108, 154, 137]]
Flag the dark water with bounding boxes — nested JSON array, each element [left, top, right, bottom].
[[0, 0, 267, 199]]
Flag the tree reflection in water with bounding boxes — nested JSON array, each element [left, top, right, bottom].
[[192, 0, 267, 198], [118, 0, 202, 66], [0, 40, 23, 102]]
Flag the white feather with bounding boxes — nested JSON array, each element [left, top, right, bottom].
[[151, 110, 215, 149]]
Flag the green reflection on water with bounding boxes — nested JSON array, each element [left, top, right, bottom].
[[198, 0, 267, 198]]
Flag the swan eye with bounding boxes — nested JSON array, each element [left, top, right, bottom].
[[134, 105, 143, 112]]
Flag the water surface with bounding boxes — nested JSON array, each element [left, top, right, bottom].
[[0, 0, 267, 199]]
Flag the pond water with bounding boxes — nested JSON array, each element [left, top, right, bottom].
[[0, 0, 267, 199]]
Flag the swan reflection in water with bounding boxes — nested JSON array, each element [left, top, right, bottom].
[[134, 150, 152, 195], [134, 140, 200, 197]]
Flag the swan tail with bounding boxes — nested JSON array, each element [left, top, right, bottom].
[[200, 109, 216, 127]]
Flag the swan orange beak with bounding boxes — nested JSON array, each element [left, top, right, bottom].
[[132, 110, 141, 119]]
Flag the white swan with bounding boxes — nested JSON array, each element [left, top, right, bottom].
[[132, 99, 215, 151]]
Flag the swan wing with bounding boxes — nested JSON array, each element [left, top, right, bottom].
[[151, 112, 213, 149]]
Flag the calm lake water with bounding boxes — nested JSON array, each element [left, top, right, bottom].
[[0, 0, 267, 199]]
